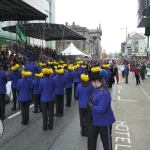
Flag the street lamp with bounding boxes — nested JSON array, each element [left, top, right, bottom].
[[121, 26, 127, 44]]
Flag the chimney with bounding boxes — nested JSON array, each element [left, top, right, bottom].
[[73, 22, 75, 26], [66, 22, 68, 26]]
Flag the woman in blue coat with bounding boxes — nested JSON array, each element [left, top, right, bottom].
[[53, 68, 65, 117], [17, 70, 32, 125], [87, 69, 115, 150], [76, 74, 93, 136], [31, 72, 43, 113], [10, 64, 22, 111], [38, 68, 55, 131], [64, 65, 74, 107]]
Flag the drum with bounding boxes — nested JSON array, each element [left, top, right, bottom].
[[119, 65, 125, 71]]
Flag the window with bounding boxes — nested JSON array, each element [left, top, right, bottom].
[[135, 47, 138, 52], [135, 41, 138, 44]]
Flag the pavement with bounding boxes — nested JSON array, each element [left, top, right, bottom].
[[1, 71, 150, 150]]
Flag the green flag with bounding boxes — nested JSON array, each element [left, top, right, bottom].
[[16, 25, 27, 44]]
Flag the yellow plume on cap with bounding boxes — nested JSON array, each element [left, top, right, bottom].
[[54, 66, 57, 69], [81, 74, 89, 82], [62, 64, 67, 67], [42, 68, 53, 75], [68, 66, 74, 71], [91, 67, 101, 73], [81, 65, 87, 69], [21, 70, 32, 76], [35, 73, 43, 78], [11, 64, 19, 71], [47, 61, 53, 65], [53, 61, 58, 65], [55, 68, 64, 74], [77, 61, 83, 64], [58, 65, 64, 69], [102, 64, 110, 68], [74, 64, 80, 69], [40, 62, 46, 67], [69, 64, 73, 66], [60, 60, 65, 63]]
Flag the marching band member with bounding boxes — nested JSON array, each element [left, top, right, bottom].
[[72, 64, 82, 100], [31, 72, 43, 113], [39, 68, 55, 131], [17, 70, 32, 125], [75, 74, 93, 136], [54, 67, 65, 117], [87, 69, 115, 150], [9, 64, 22, 111], [0, 63, 7, 120], [64, 65, 74, 107]]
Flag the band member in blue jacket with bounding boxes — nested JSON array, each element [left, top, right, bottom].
[[76, 74, 94, 136], [87, 69, 115, 150], [72, 64, 82, 100], [38, 68, 55, 131], [64, 65, 74, 107], [54, 67, 65, 117], [9, 64, 22, 111], [17, 70, 32, 125], [0, 65, 7, 120], [31, 72, 43, 113]]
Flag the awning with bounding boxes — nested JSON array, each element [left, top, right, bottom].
[[0, 0, 47, 21], [2, 23, 87, 41], [138, 17, 150, 27]]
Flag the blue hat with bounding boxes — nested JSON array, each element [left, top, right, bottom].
[[27, 58, 34, 62]]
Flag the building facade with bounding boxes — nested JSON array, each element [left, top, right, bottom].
[[56, 22, 102, 58], [0, 0, 55, 51], [124, 32, 147, 58]]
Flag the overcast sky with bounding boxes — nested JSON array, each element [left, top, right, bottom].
[[55, 0, 144, 53]]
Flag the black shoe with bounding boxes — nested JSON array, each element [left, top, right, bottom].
[[32, 110, 38, 113], [48, 125, 53, 130], [26, 121, 29, 125], [60, 115, 63, 117], [11, 108, 16, 111], [39, 109, 42, 112], [1, 116, 5, 120], [42, 126, 47, 131], [65, 104, 69, 107], [54, 114, 59, 117], [80, 130, 85, 136], [21, 121, 26, 125]]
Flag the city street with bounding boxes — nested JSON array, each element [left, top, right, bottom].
[[0, 71, 150, 150]]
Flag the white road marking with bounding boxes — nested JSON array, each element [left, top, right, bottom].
[[119, 99, 137, 102], [118, 96, 120, 100], [118, 90, 120, 93], [7, 104, 34, 119], [139, 85, 150, 100]]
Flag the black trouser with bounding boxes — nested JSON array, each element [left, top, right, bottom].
[[65, 88, 72, 106], [140, 72, 145, 80], [12, 88, 18, 109], [122, 70, 125, 78], [125, 73, 128, 83], [33, 94, 42, 112], [88, 122, 112, 150], [20, 101, 30, 124], [41, 101, 54, 130], [55, 95, 64, 117], [0, 94, 5, 120], [135, 73, 140, 85], [79, 107, 91, 134], [74, 82, 79, 99]]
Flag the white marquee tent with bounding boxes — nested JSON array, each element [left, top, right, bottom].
[[61, 42, 84, 56]]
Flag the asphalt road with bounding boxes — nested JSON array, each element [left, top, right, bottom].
[[1, 71, 150, 150]]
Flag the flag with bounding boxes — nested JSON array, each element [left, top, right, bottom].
[[16, 25, 27, 44]]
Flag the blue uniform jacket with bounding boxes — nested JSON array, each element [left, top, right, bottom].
[[38, 78, 55, 102], [17, 77, 32, 101], [0, 70, 7, 94], [25, 63, 39, 80], [90, 86, 115, 126], [9, 70, 22, 89], [50, 72, 56, 78], [31, 78, 41, 94], [76, 83, 94, 108], [125, 66, 129, 74], [81, 68, 88, 74], [64, 72, 73, 88], [72, 70, 82, 83], [54, 75, 65, 95]]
